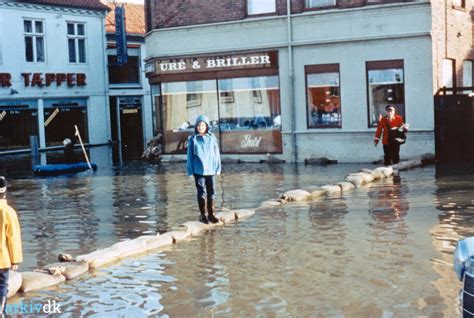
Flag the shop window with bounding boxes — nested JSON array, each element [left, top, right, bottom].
[[0, 101, 38, 150], [161, 80, 219, 154], [463, 60, 473, 93], [247, 0, 276, 15], [24, 19, 45, 62], [67, 22, 86, 63], [306, 0, 336, 8], [367, 60, 405, 127], [108, 48, 140, 85], [217, 76, 282, 153], [43, 99, 88, 146], [305, 64, 341, 128]]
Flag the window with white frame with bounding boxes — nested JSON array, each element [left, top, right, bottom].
[[67, 22, 86, 63], [247, 0, 275, 15], [24, 19, 45, 62], [463, 60, 473, 88], [306, 0, 336, 8]]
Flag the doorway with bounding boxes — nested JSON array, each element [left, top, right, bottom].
[[109, 96, 144, 161]]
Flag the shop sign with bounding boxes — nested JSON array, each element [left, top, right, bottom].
[[0, 72, 86, 88], [149, 51, 278, 76]]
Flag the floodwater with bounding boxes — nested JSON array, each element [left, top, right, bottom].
[[1, 149, 473, 317]]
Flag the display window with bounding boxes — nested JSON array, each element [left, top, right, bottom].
[[43, 98, 88, 146], [367, 60, 405, 127], [158, 75, 282, 154], [0, 100, 38, 150], [305, 64, 341, 128]]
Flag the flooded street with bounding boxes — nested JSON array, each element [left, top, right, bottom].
[[1, 151, 473, 317]]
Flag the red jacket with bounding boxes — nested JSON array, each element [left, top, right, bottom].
[[374, 114, 404, 145]]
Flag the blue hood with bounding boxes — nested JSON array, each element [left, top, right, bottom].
[[194, 115, 210, 134]]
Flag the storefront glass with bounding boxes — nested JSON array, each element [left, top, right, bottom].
[[159, 75, 282, 154], [161, 80, 219, 154], [367, 60, 405, 127], [0, 100, 38, 150], [44, 98, 88, 146], [218, 75, 282, 153], [306, 66, 341, 128]]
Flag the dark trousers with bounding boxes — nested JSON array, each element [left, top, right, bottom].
[[383, 143, 400, 166], [0, 269, 9, 297], [194, 175, 216, 203]]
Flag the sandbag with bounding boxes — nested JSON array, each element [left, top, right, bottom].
[[234, 209, 255, 219], [215, 211, 237, 224], [362, 169, 384, 180], [20, 271, 66, 293], [258, 200, 282, 209], [336, 182, 355, 192], [145, 233, 174, 250], [320, 184, 341, 194], [76, 249, 121, 268], [7, 271, 22, 298], [42, 262, 89, 280], [375, 166, 393, 177], [304, 186, 328, 198], [109, 239, 148, 260], [165, 230, 191, 242], [345, 175, 363, 188], [349, 172, 374, 183], [281, 189, 311, 202], [182, 221, 209, 235]]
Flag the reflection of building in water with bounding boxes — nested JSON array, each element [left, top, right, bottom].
[[430, 166, 474, 316]]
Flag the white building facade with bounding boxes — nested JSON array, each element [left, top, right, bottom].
[[0, 0, 109, 152]]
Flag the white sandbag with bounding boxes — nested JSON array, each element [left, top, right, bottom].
[[20, 271, 66, 293], [145, 233, 174, 250], [304, 186, 328, 198], [375, 166, 393, 177], [258, 200, 282, 209], [362, 168, 384, 180], [134, 235, 158, 243], [165, 230, 191, 242], [337, 182, 355, 192], [215, 211, 237, 224], [76, 249, 121, 268], [281, 189, 311, 202], [42, 262, 89, 280], [7, 271, 22, 298], [182, 221, 209, 235], [350, 172, 375, 183], [235, 209, 255, 219], [320, 184, 341, 194], [109, 239, 148, 260]]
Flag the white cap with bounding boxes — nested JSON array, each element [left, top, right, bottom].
[[63, 138, 72, 146], [0, 176, 6, 194]]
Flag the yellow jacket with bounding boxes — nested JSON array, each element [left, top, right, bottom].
[[0, 199, 23, 269]]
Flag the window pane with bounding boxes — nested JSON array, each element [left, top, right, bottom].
[[36, 37, 44, 62], [367, 65, 405, 127], [25, 37, 33, 62], [24, 20, 32, 33], [247, 0, 275, 14], [306, 0, 335, 7], [161, 80, 219, 154], [68, 39, 76, 62], [35, 21, 43, 33], [78, 39, 86, 63], [463, 60, 472, 93], [77, 24, 85, 36], [307, 72, 341, 128], [218, 76, 282, 153], [108, 54, 140, 84], [442, 59, 454, 88], [67, 23, 75, 35]]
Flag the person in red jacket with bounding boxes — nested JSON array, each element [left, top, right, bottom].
[[374, 105, 407, 166]]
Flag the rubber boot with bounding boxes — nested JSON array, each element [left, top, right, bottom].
[[198, 198, 208, 224], [207, 199, 219, 224], [1, 296, 6, 317]]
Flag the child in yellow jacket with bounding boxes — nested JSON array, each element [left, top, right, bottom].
[[0, 177, 22, 314]]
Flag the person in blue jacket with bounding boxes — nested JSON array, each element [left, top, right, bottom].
[[187, 115, 221, 224]]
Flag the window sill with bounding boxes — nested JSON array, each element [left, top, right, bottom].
[[452, 5, 467, 12], [246, 11, 277, 18], [109, 84, 143, 89]]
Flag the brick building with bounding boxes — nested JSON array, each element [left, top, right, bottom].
[[144, 0, 473, 162]]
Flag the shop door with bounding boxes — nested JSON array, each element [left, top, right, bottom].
[[434, 94, 474, 163]]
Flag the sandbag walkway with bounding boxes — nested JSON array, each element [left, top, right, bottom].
[[7, 155, 434, 298]]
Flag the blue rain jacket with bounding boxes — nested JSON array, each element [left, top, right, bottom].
[[186, 115, 221, 176]]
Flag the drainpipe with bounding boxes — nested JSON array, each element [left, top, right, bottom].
[[286, 0, 297, 162]]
